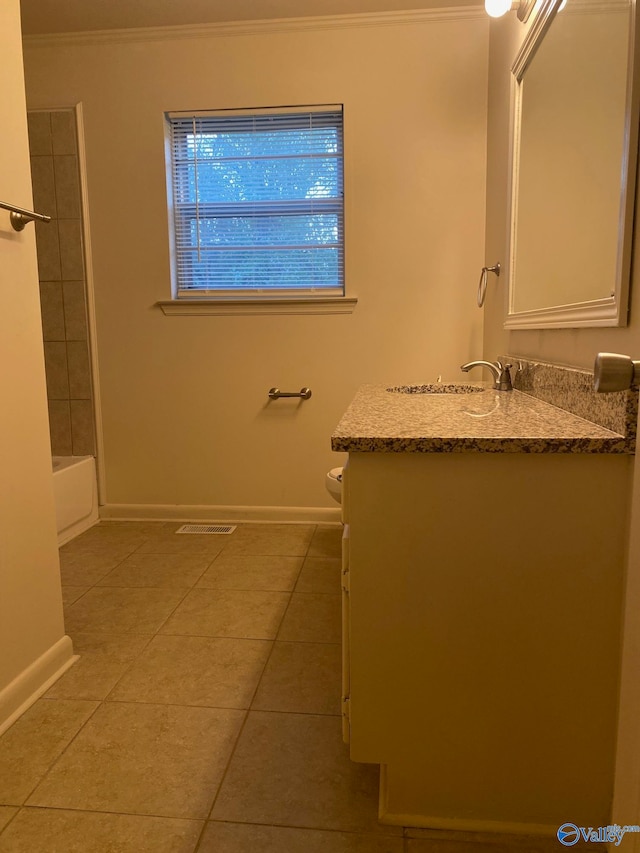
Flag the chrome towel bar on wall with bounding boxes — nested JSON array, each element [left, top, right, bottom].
[[0, 200, 52, 231], [268, 387, 312, 400]]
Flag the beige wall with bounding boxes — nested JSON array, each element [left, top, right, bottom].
[[0, 0, 71, 731], [23, 13, 489, 512], [483, 10, 640, 368]]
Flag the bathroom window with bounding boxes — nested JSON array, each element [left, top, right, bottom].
[[164, 105, 345, 304]]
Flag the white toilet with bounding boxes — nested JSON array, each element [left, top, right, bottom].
[[326, 467, 343, 504]]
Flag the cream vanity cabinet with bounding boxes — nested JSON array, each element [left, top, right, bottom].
[[334, 385, 633, 835]]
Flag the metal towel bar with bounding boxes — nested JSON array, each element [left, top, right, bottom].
[[0, 200, 52, 231], [268, 387, 312, 400]]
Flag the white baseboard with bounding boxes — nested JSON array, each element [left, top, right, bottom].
[[0, 636, 78, 736], [99, 503, 342, 524]]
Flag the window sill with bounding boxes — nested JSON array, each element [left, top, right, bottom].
[[156, 297, 358, 316]]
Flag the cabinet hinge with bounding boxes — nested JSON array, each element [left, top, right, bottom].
[[341, 568, 350, 594], [342, 695, 351, 720]]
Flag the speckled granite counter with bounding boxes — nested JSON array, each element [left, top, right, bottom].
[[331, 384, 631, 453]]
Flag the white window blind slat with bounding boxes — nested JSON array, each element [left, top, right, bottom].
[[166, 105, 344, 298]]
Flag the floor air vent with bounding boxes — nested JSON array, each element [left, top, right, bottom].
[[175, 524, 237, 535]]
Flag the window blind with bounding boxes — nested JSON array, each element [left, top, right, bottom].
[[166, 105, 344, 298]]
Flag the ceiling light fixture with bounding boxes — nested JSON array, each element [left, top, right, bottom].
[[484, 0, 536, 22]]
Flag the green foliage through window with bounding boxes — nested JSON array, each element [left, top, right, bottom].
[[166, 106, 344, 297]]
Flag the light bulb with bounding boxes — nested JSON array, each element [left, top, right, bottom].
[[484, 0, 512, 16]]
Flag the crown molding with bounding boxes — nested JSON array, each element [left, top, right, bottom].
[[22, 5, 485, 49]]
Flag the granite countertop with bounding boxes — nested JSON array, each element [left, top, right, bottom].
[[331, 384, 628, 453]]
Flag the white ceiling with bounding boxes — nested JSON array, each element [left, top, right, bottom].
[[20, 0, 475, 35]]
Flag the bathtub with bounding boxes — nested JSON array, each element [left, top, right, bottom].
[[52, 455, 99, 545]]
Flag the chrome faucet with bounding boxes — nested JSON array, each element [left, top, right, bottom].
[[460, 360, 513, 391]]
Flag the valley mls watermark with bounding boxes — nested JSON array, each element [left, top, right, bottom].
[[557, 823, 640, 847]]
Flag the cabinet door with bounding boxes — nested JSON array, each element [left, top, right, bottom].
[[341, 521, 351, 743]]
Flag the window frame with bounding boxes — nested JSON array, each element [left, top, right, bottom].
[[162, 104, 350, 311]]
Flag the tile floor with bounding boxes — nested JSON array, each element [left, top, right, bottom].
[[0, 521, 562, 852]]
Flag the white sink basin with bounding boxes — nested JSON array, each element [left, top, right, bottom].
[[386, 383, 484, 394]]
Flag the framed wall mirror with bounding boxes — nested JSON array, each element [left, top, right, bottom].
[[505, 0, 639, 329]]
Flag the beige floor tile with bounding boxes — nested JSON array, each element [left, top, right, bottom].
[[134, 535, 227, 557], [197, 555, 303, 591], [161, 589, 290, 639], [0, 808, 202, 852], [60, 586, 89, 607], [210, 711, 398, 835], [97, 553, 212, 588], [0, 699, 97, 805], [109, 634, 271, 708], [252, 641, 341, 715], [0, 806, 17, 832], [59, 539, 142, 562], [199, 821, 404, 852], [28, 702, 244, 819], [278, 593, 341, 643], [65, 525, 149, 547], [45, 633, 152, 700], [63, 587, 187, 634], [295, 557, 341, 594], [221, 524, 315, 557], [308, 524, 343, 558], [59, 551, 126, 586]]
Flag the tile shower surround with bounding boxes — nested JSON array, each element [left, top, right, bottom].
[[0, 522, 563, 853], [27, 110, 95, 457]]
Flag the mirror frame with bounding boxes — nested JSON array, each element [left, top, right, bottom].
[[504, 0, 640, 329]]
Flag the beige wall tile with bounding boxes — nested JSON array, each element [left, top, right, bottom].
[[39, 281, 65, 342], [70, 399, 95, 455], [27, 111, 52, 156], [43, 342, 69, 400], [0, 698, 98, 805], [51, 110, 77, 155], [62, 281, 88, 341], [47, 399, 72, 455], [27, 703, 244, 818], [53, 155, 81, 219], [58, 219, 84, 280], [30, 155, 57, 219], [0, 809, 202, 853], [34, 219, 61, 281], [67, 340, 91, 399]]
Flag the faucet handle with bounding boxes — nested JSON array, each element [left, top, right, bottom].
[[497, 363, 514, 391]]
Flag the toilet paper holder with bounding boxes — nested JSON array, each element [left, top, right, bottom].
[[268, 387, 312, 400]]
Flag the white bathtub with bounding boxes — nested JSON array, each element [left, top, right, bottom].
[[52, 455, 99, 545]]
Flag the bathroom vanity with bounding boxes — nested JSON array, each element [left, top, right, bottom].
[[332, 377, 635, 836]]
